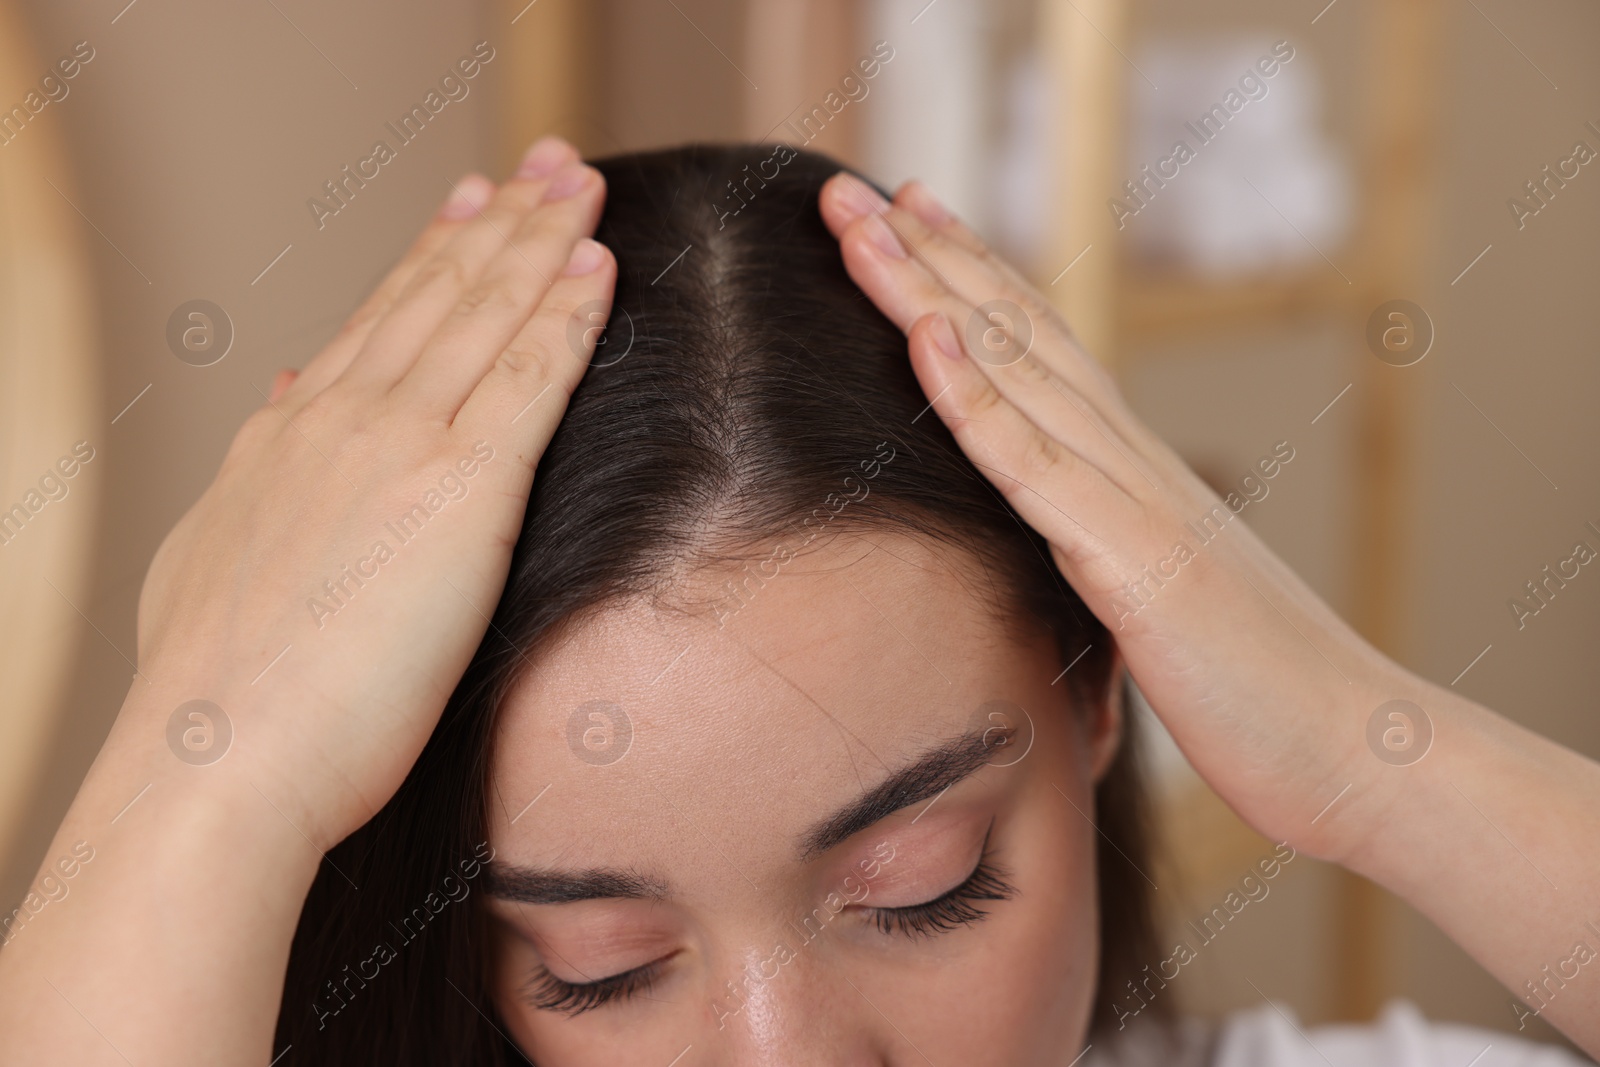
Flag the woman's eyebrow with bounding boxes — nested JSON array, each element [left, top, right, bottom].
[[796, 728, 1005, 862], [483, 864, 668, 904], [483, 729, 1008, 902]]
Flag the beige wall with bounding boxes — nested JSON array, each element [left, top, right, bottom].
[[3, 0, 490, 910]]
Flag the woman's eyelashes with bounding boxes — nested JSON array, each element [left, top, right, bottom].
[[865, 849, 1017, 940], [522, 957, 667, 1017], [519, 841, 1018, 1016]]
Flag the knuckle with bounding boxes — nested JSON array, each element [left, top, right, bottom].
[[496, 339, 550, 378], [1007, 290, 1069, 358], [962, 378, 1006, 423], [292, 388, 341, 430], [542, 286, 594, 324], [1019, 430, 1054, 477], [233, 406, 281, 450], [1021, 424, 1067, 476], [1041, 303, 1078, 344], [455, 274, 530, 316], [963, 236, 1005, 277], [1009, 350, 1055, 394], [996, 283, 1049, 334], [1019, 359, 1069, 410], [948, 223, 990, 259], [409, 255, 471, 298]]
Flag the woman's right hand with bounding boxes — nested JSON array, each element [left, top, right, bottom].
[[0, 138, 616, 1067], [131, 135, 613, 847]]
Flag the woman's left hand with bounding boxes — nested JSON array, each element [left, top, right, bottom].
[[818, 171, 1403, 863], [818, 172, 1600, 1055]]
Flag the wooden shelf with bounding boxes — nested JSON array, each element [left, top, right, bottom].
[[1115, 265, 1361, 346]]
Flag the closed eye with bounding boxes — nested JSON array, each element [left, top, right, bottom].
[[517, 827, 1016, 1016], [521, 955, 670, 1017], [864, 831, 1016, 940]]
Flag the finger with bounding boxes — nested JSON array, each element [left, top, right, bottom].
[[394, 162, 606, 418], [820, 174, 1001, 286], [277, 173, 498, 414], [833, 206, 1146, 495], [268, 368, 299, 403], [894, 180, 1033, 289], [337, 145, 586, 394], [452, 237, 616, 457], [904, 310, 1140, 576], [824, 172, 1120, 410], [818, 170, 893, 233]]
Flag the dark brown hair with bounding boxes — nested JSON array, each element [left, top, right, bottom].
[[276, 143, 1162, 1064]]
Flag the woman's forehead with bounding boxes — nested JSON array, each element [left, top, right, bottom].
[[485, 532, 1064, 861], [502, 532, 1026, 722]]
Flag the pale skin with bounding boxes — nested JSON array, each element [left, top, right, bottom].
[[486, 536, 1116, 1065], [0, 134, 1595, 1064]]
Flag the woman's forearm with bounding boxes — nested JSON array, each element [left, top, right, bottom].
[[1339, 677, 1600, 1052], [0, 678, 321, 1066]]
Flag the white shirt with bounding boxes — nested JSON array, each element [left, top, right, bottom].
[[1083, 1000, 1595, 1067]]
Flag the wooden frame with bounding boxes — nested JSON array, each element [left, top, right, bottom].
[[0, 0, 102, 876]]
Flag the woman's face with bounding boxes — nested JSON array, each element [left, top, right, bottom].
[[485, 531, 1122, 1066]]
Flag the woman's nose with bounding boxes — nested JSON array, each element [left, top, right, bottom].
[[701, 947, 894, 1067]]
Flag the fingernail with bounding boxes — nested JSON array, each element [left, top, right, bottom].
[[518, 136, 570, 179], [931, 314, 964, 361], [563, 238, 607, 277], [908, 181, 951, 227], [544, 162, 592, 201], [864, 213, 907, 259], [442, 174, 494, 219], [833, 172, 891, 221]]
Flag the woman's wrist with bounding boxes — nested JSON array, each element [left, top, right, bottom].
[[1328, 676, 1520, 887], [116, 650, 370, 849], [93, 669, 331, 881], [1320, 674, 1600, 1049], [0, 678, 325, 1065]]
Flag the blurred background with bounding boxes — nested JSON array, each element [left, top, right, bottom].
[[2, 0, 1596, 1051]]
